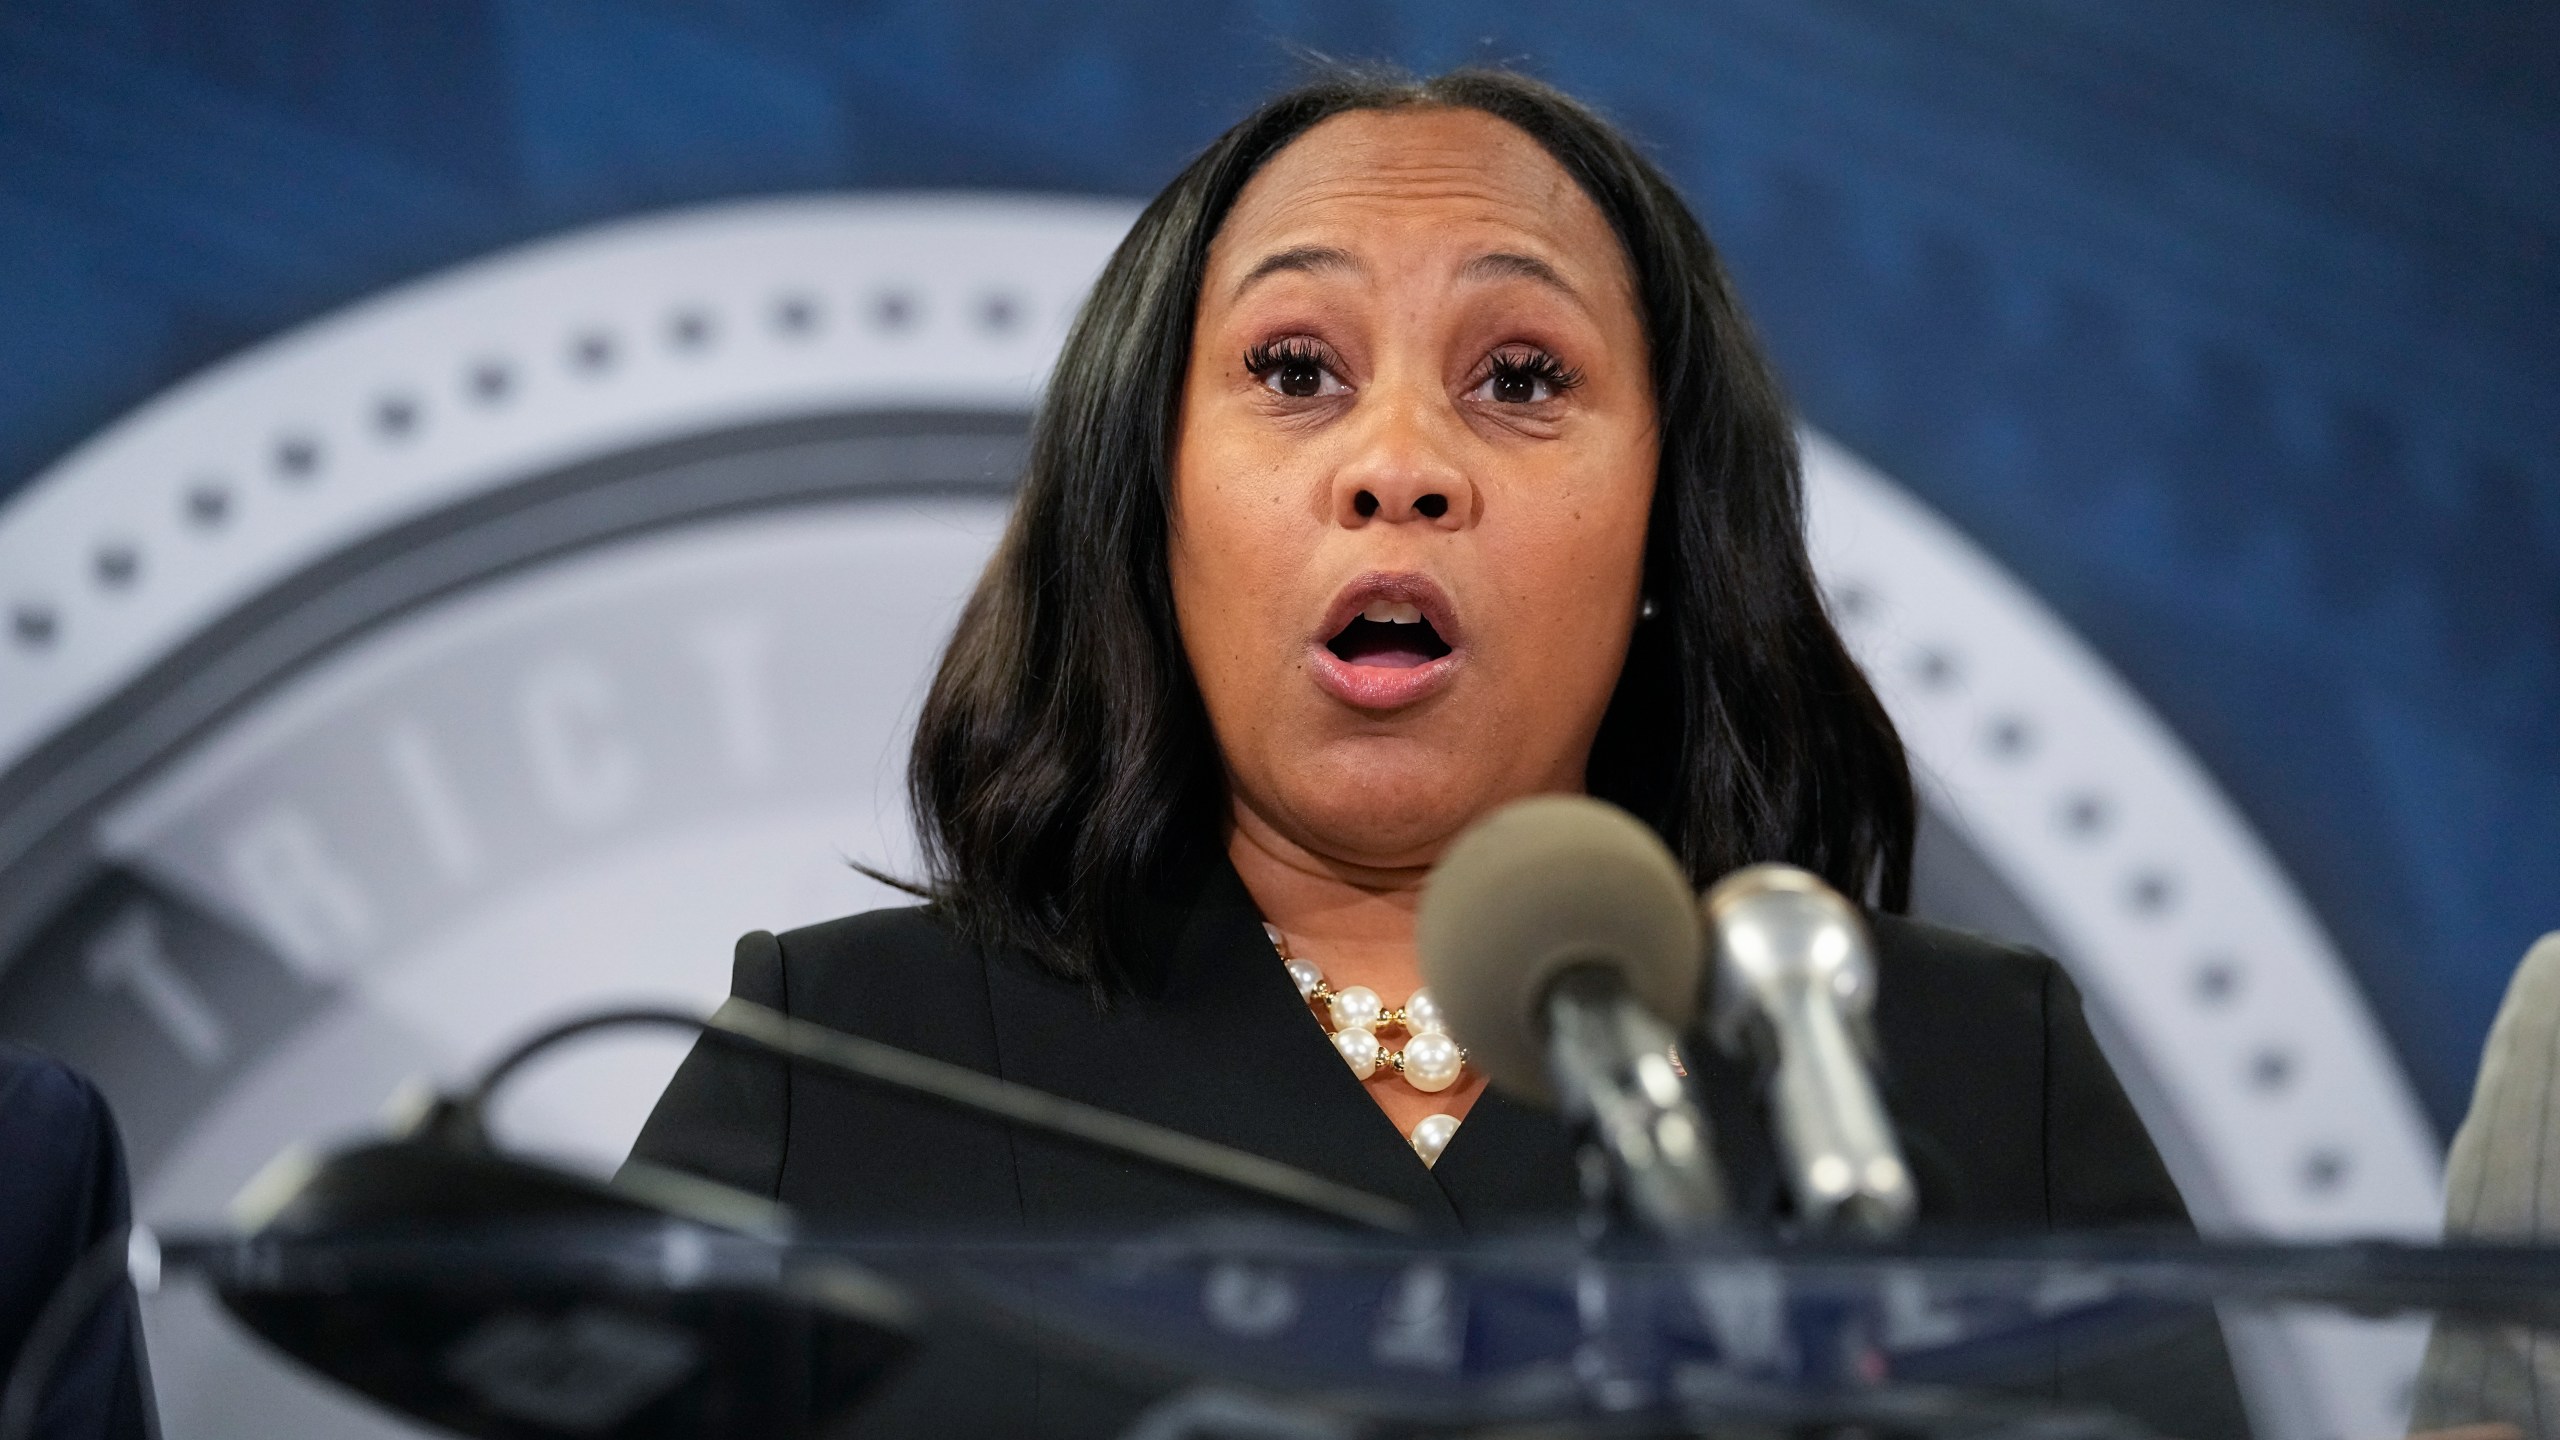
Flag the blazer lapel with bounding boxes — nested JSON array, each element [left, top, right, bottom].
[[1421, 1084, 1580, 1226], [980, 857, 1464, 1234]]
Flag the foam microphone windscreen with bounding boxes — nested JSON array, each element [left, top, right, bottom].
[[1415, 795, 1703, 1106], [2411, 930, 2560, 1433]]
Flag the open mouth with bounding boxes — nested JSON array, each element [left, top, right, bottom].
[[1326, 600, 1453, 669]]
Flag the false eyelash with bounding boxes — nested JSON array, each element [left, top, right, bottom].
[[1242, 337, 1330, 378], [1485, 348, 1584, 396]]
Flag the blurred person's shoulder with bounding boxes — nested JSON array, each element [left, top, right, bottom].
[[0, 1042, 125, 1200], [0, 1041, 116, 1125], [0, 1041, 137, 1382]]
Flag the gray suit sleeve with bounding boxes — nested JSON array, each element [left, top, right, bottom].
[[2412, 930, 2560, 1431]]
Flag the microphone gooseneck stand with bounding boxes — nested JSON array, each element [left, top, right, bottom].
[[1540, 965, 1728, 1237], [456, 1001, 1415, 1233]]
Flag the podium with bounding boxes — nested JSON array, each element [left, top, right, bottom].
[[133, 1147, 2558, 1440]]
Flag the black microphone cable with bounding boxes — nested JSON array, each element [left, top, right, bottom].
[[423, 1000, 1415, 1234]]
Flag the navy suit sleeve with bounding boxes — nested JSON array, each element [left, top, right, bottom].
[[0, 1046, 154, 1440]]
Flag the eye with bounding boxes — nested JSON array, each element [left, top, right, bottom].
[[1470, 347, 1583, 406], [1243, 338, 1347, 399]]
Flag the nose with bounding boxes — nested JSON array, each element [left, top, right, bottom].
[[1330, 389, 1474, 531]]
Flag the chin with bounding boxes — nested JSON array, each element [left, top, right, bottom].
[[1278, 752, 1518, 869]]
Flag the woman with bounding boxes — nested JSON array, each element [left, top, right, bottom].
[[632, 67, 2244, 1437]]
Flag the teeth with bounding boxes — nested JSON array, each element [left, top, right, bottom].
[[1361, 600, 1425, 625]]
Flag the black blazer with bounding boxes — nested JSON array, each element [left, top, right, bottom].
[[629, 858, 2248, 1437]]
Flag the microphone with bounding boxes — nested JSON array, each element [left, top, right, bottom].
[[1701, 864, 1914, 1237], [1417, 795, 1728, 1234]]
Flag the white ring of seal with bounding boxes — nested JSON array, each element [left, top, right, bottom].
[[0, 194, 2441, 1438]]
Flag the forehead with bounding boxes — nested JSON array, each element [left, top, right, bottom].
[[1208, 106, 1632, 298]]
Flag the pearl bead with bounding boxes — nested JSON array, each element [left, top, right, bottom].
[[1409, 1113, 1460, 1167], [1403, 987, 1447, 1035], [1400, 1030, 1464, 1092], [1283, 958, 1325, 1000], [1329, 985, 1383, 1032], [1332, 1025, 1381, 1079]]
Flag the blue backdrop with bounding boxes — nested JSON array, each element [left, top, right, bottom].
[[1, 0, 2552, 1131]]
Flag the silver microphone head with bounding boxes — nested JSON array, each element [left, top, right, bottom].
[[1702, 863, 1878, 1058], [1702, 863, 1913, 1235]]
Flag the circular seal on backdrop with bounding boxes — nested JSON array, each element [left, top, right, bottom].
[[0, 196, 2438, 1438]]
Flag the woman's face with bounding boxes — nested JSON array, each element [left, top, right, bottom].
[[1171, 106, 1659, 873]]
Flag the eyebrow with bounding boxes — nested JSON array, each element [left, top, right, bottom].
[[1228, 244, 1589, 312], [1231, 244, 1360, 300], [1459, 251, 1584, 306]]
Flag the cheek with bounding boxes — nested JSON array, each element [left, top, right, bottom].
[[1498, 461, 1654, 665], [1170, 436, 1307, 689]]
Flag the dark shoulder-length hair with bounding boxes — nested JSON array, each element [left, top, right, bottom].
[[909, 66, 1914, 989]]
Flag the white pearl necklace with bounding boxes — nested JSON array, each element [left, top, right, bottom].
[[1264, 924, 1466, 1166]]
